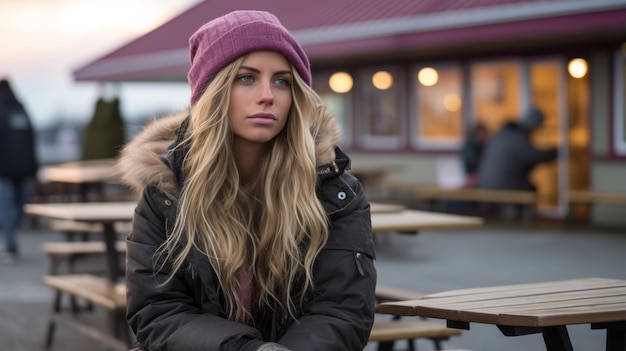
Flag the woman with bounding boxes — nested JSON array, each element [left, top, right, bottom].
[[117, 10, 377, 351]]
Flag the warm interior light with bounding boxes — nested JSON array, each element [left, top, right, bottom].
[[372, 71, 393, 90], [443, 93, 462, 112], [418, 67, 439, 86], [568, 58, 588, 79], [329, 72, 353, 93]]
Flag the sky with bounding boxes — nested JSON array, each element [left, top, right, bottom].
[[1, 0, 203, 129]]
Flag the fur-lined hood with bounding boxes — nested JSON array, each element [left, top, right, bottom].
[[116, 108, 343, 198]]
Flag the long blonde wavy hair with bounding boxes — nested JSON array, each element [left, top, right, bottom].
[[159, 55, 330, 323]]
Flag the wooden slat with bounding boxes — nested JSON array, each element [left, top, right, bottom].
[[369, 319, 461, 342], [42, 241, 126, 256], [43, 274, 126, 311], [370, 202, 405, 214], [371, 209, 483, 232], [384, 182, 536, 204], [50, 219, 132, 234], [568, 190, 626, 205], [375, 285, 424, 302]]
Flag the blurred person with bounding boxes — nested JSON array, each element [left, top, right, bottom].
[[459, 121, 488, 187], [0, 78, 38, 263], [477, 107, 558, 191], [116, 10, 376, 351], [81, 95, 126, 161]]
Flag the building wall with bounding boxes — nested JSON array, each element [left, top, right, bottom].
[[591, 51, 611, 155], [589, 50, 626, 227], [590, 162, 626, 227]]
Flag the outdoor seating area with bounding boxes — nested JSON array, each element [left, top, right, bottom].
[[3, 213, 625, 350], [2, 157, 622, 351]]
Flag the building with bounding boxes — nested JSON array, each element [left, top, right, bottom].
[[73, 0, 626, 226]]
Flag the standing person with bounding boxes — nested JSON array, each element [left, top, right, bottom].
[[116, 10, 376, 351], [459, 121, 488, 187], [0, 78, 38, 263], [477, 107, 558, 191]]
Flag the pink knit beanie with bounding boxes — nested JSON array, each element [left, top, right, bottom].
[[187, 10, 312, 105]]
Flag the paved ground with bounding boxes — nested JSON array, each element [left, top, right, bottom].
[[1, 219, 625, 351]]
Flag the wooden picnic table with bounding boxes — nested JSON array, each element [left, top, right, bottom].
[[24, 201, 136, 283], [38, 158, 119, 202], [376, 277, 626, 351]]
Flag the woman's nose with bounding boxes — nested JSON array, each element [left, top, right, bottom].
[[257, 81, 274, 105]]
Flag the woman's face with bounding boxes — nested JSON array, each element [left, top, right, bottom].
[[228, 50, 293, 147]]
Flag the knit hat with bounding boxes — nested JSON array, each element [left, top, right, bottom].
[[187, 10, 312, 105], [519, 107, 545, 130]]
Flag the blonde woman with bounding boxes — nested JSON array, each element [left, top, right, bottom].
[[117, 10, 376, 351]]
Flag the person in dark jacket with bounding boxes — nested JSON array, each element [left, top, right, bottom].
[[476, 107, 558, 191], [0, 78, 38, 263], [459, 121, 488, 187], [116, 10, 376, 351]]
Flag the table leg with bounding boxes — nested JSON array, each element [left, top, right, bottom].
[[592, 321, 626, 351], [102, 222, 126, 344], [102, 222, 120, 283], [542, 326, 573, 351]]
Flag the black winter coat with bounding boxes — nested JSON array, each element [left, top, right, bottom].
[[117, 111, 377, 351], [0, 82, 38, 180]]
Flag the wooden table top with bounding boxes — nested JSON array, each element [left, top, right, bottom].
[[376, 277, 626, 327], [371, 209, 483, 232], [369, 202, 405, 213], [24, 202, 136, 223], [39, 158, 118, 184]]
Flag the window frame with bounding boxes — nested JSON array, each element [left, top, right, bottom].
[[409, 61, 465, 150], [354, 65, 407, 150], [314, 70, 355, 148], [614, 48, 626, 155]]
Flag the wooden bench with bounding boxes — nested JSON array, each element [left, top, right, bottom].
[[43, 219, 130, 275], [568, 190, 626, 206], [49, 219, 132, 241], [383, 181, 537, 223], [567, 190, 626, 224], [372, 285, 461, 351], [370, 319, 462, 350], [42, 241, 127, 275], [43, 274, 130, 351]]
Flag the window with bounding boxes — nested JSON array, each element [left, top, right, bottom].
[[411, 63, 463, 149], [615, 46, 626, 155], [314, 71, 354, 146], [470, 60, 522, 134], [355, 67, 405, 149]]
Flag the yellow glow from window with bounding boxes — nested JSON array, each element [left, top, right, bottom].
[[372, 71, 393, 90], [329, 72, 353, 93], [567, 58, 588, 79], [418, 67, 439, 86], [443, 93, 462, 112]]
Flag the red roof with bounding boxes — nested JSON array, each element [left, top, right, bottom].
[[73, 0, 626, 82]]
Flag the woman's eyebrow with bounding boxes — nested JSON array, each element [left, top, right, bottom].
[[239, 66, 292, 76]]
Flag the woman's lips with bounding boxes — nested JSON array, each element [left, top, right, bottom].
[[248, 113, 276, 125]]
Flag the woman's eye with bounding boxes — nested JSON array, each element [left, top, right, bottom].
[[275, 78, 291, 87], [238, 75, 254, 84]]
